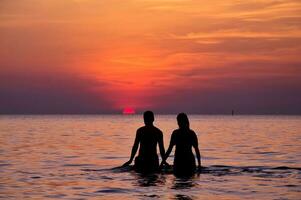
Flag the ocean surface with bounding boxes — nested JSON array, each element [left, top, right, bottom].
[[0, 115, 301, 200]]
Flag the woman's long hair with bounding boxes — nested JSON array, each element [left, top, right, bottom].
[[177, 113, 190, 129]]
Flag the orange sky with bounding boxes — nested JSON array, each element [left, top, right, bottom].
[[1, 0, 301, 114]]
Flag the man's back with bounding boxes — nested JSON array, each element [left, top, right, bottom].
[[122, 111, 165, 173], [137, 125, 163, 159]]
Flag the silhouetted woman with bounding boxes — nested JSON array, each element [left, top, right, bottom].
[[161, 113, 201, 176]]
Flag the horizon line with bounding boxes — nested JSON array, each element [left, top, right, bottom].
[[1, 113, 301, 116]]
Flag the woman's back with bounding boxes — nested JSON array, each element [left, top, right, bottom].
[[173, 129, 196, 156], [171, 128, 198, 175], [161, 113, 201, 177]]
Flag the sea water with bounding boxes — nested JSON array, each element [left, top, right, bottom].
[[0, 115, 300, 199]]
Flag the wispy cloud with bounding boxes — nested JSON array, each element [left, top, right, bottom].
[[0, 0, 301, 113]]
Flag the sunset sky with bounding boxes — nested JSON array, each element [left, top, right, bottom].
[[1, 0, 301, 114]]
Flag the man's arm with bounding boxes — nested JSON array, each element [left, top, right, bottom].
[[122, 131, 140, 167], [158, 132, 165, 163], [160, 132, 175, 166]]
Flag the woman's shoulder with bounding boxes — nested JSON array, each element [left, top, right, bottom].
[[189, 129, 196, 134], [171, 129, 180, 137], [172, 129, 180, 134], [189, 129, 198, 138]]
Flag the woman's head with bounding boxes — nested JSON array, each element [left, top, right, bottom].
[[177, 113, 189, 129]]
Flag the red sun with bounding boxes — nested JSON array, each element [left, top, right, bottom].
[[123, 107, 136, 115]]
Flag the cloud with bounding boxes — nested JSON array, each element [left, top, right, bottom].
[[0, 70, 114, 114], [0, 0, 301, 114], [170, 30, 301, 40], [143, 66, 301, 114]]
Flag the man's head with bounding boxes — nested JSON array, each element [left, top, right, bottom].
[[143, 110, 154, 125]]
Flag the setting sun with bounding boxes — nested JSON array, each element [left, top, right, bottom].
[[123, 107, 135, 115]]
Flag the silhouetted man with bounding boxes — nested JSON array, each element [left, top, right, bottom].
[[122, 111, 165, 173]]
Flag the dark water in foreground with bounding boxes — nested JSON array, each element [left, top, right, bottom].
[[0, 115, 301, 199]]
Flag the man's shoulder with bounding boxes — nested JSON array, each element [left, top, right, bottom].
[[137, 126, 146, 133], [138, 126, 162, 135], [153, 126, 163, 134]]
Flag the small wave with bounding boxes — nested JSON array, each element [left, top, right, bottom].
[[0, 163, 11, 167], [63, 155, 79, 159], [283, 184, 298, 188], [110, 165, 301, 176], [95, 187, 131, 194], [272, 166, 301, 170], [44, 194, 67, 198], [63, 164, 96, 167], [102, 156, 128, 159], [31, 176, 41, 179], [199, 165, 301, 176], [111, 165, 133, 172], [81, 168, 108, 172], [142, 194, 160, 198]]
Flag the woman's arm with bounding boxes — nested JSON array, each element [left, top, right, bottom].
[[160, 132, 175, 166], [192, 131, 201, 167], [195, 146, 201, 167]]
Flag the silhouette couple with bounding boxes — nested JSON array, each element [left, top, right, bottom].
[[122, 111, 201, 176]]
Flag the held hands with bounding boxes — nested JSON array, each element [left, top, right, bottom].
[[159, 160, 170, 170], [162, 160, 170, 167]]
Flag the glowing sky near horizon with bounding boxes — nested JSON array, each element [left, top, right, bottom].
[[0, 0, 301, 114]]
